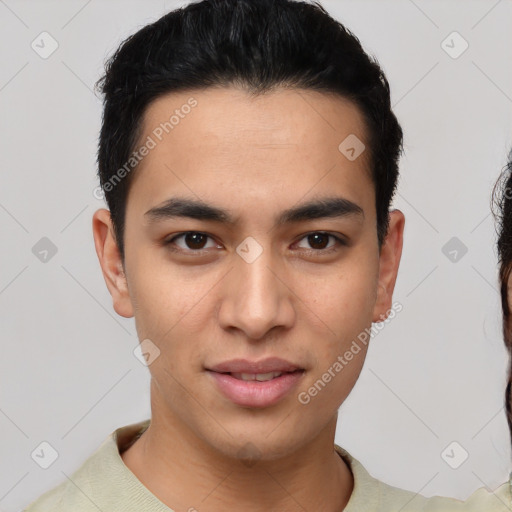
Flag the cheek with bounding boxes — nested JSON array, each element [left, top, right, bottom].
[[293, 263, 377, 386], [127, 258, 221, 361], [297, 261, 377, 330], [507, 276, 512, 317]]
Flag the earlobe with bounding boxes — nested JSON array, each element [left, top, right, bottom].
[[372, 209, 405, 323], [92, 208, 134, 318], [374, 283, 388, 322]]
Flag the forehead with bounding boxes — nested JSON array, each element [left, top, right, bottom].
[[127, 86, 375, 220]]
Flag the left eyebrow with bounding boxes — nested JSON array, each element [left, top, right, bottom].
[[144, 196, 364, 227]]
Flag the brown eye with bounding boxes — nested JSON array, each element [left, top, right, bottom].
[[165, 232, 218, 252], [307, 233, 330, 250], [182, 232, 208, 250], [295, 232, 345, 253]]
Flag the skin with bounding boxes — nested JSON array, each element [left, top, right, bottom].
[[92, 86, 405, 512], [507, 273, 512, 312]]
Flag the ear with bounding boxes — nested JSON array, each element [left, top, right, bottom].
[[372, 209, 405, 322], [92, 208, 134, 318]]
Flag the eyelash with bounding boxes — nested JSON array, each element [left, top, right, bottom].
[[163, 231, 347, 256]]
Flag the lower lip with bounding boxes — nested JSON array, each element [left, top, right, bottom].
[[207, 370, 305, 408]]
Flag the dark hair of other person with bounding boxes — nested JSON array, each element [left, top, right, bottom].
[[493, 150, 512, 446]]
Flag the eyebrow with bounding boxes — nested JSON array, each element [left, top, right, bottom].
[[144, 196, 364, 227]]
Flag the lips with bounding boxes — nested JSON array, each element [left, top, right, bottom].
[[205, 357, 305, 407], [206, 357, 303, 374], [207, 370, 305, 408]]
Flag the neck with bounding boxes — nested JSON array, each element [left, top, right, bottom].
[[121, 383, 354, 512]]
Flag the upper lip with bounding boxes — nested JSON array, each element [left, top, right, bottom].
[[206, 357, 303, 374]]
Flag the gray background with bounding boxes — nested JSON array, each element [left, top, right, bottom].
[[1, 0, 512, 510]]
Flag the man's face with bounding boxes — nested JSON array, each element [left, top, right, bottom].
[[94, 86, 403, 461]]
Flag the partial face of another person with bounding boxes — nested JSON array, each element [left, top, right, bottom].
[[93, 86, 404, 461]]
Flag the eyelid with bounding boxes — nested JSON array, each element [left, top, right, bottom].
[[164, 231, 347, 254], [164, 231, 220, 252], [293, 232, 347, 251]]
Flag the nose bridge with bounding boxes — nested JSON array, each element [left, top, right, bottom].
[[221, 237, 293, 339], [238, 240, 280, 319]]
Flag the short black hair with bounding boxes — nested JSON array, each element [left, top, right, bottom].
[[95, 0, 403, 262]]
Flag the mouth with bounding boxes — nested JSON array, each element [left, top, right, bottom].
[[206, 369, 306, 408], [205, 356, 305, 375], [213, 370, 304, 382]]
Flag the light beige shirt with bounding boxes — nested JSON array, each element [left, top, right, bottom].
[[24, 419, 512, 511]]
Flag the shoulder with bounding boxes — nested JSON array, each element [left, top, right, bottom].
[[24, 480, 70, 512], [335, 444, 512, 512], [23, 435, 111, 512], [24, 419, 152, 512], [461, 480, 512, 512]]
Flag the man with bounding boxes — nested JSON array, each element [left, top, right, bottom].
[[24, 0, 511, 510]]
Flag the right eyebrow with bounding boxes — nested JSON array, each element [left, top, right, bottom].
[[144, 195, 364, 227]]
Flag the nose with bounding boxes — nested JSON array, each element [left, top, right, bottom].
[[217, 244, 296, 340]]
